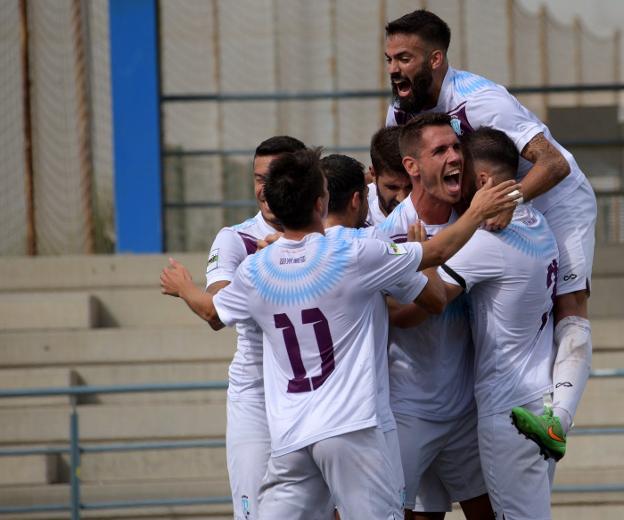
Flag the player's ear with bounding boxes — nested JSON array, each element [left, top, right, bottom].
[[430, 49, 445, 71], [350, 190, 361, 212], [402, 155, 420, 179], [367, 165, 376, 183], [476, 170, 490, 189]]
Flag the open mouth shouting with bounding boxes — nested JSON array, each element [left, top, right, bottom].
[[443, 169, 462, 196], [392, 75, 412, 98]]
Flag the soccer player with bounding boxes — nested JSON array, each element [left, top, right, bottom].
[[321, 153, 440, 508], [377, 113, 493, 520], [160, 148, 520, 519], [439, 127, 560, 519], [204, 135, 306, 519], [384, 9, 595, 456], [367, 126, 412, 226]]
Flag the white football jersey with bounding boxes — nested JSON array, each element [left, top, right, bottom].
[[205, 211, 275, 402], [325, 225, 428, 433], [440, 205, 559, 417], [377, 197, 476, 421], [366, 182, 388, 226], [386, 66, 586, 214], [213, 232, 426, 456]]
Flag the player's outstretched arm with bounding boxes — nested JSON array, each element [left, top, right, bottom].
[[160, 258, 224, 330], [419, 179, 520, 270]]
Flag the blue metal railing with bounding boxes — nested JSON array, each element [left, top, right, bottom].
[[0, 371, 622, 516], [0, 382, 229, 518]]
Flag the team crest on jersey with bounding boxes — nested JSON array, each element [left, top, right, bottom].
[[450, 116, 462, 136], [206, 249, 219, 273], [386, 242, 407, 256]]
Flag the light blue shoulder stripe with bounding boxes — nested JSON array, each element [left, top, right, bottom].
[[497, 218, 558, 258], [452, 70, 497, 97], [248, 235, 351, 306], [231, 216, 257, 231]]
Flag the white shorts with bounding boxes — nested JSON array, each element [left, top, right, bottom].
[[384, 429, 406, 508], [478, 398, 556, 520], [541, 177, 596, 296], [226, 398, 271, 520], [395, 409, 487, 512], [258, 427, 402, 519]]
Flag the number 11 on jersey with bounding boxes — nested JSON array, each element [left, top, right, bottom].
[[274, 308, 335, 393]]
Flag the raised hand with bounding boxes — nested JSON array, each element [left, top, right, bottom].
[[469, 179, 522, 222], [160, 257, 193, 297]]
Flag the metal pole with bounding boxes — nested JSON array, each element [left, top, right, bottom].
[[329, 0, 339, 148], [71, 0, 95, 254], [70, 401, 81, 520], [506, 0, 515, 85], [19, 0, 36, 255], [538, 6, 549, 119]]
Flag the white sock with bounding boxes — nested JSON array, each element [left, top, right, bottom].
[[552, 316, 592, 434]]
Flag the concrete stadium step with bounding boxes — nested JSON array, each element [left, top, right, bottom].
[[0, 368, 75, 407], [0, 253, 207, 292], [0, 244, 619, 293], [0, 326, 237, 368], [575, 377, 624, 427], [445, 502, 624, 520], [0, 479, 232, 520], [89, 287, 210, 327], [73, 363, 229, 405], [591, 318, 624, 349], [0, 292, 97, 331], [594, 351, 624, 368], [0, 403, 226, 444], [589, 277, 624, 318], [0, 455, 57, 486], [556, 435, 624, 484], [0, 364, 228, 406], [593, 244, 624, 277], [66, 447, 227, 483]]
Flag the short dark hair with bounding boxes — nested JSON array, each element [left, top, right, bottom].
[[370, 126, 408, 178], [320, 154, 366, 214], [386, 10, 451, 52], [254, 135, 306, 159], [264, 148, 325, 230], [461, 127, 519, 180], [399, 112, 452, 157]]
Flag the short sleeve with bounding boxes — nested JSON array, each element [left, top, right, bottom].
[[205, 227, 248, 288], [465, 87, 546, 154], [212, 264, 253, 327], [356, 239, 425, 302], [439, 231, 504, 292]]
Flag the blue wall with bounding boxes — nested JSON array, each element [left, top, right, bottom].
[[110, 0, 162, 252]]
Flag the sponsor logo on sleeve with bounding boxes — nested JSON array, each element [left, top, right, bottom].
[[386, 242, 407, 256], [206, 249, 219, 273]]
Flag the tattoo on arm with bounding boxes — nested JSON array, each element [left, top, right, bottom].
[[520, 133, 568, 174]]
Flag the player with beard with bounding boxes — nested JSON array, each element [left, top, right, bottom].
[[203, 135, 306, 519], [161, 148, 520, 519], [377, 113, 494, 520], [384, 9, 595, 462], [367, 126, 413, 226]]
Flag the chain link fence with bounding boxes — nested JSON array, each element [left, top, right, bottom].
[[0, 0, 622, 254]]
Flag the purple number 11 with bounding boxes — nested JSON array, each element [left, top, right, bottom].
[[274, 308, 335, 393]]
